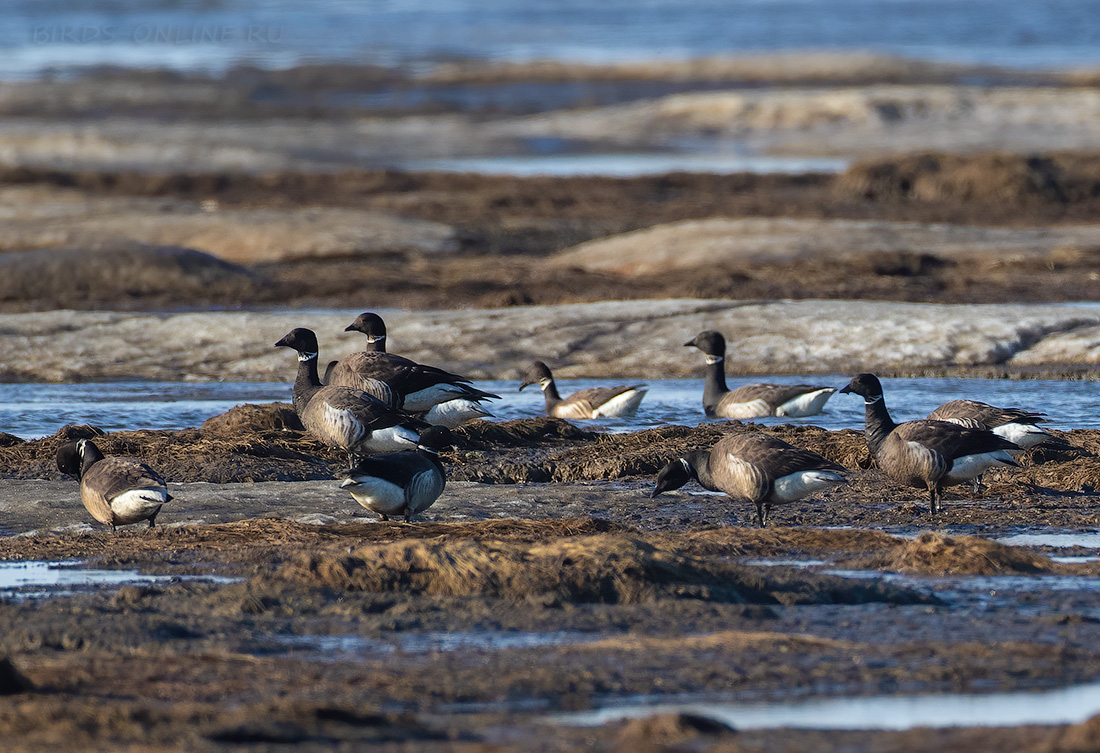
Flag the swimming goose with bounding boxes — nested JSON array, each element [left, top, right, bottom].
[[326, 313, 500, 412], [274, 328, 422, 462], [56, 439, 171, 531], [518, 361, 648, 419], [651, 432, 847, 527], [684, 331, 834, 419], [339, 425, 453, 522], [840, 374, 1020, 515]]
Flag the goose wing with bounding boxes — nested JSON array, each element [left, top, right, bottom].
[[344, 451, 429, 487], [724, 383, 828, 407], [567, 385, 642, 409], [929, 399, 1046, 428], [328, 352, 498, 405], [895, 419, 1018, 461], [83, 457, 167, 503], [715, 433, 847, 478]]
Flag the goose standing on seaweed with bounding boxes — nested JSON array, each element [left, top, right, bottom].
[[840, 373, 1020, 515], [651, 432, 847, 527], [275, 327, 424, 463]]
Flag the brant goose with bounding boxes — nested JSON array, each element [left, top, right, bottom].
[[56, 439, 171, 531], [417, 399, 493, 428], [518, 361, 648, 419], [928, 399, 1066, 449], [651, 432, 847, 527], [326, 313, 499, 412], [275, 328, 422, 462], [684, 331, 834, 419], [339, 425, 453, 521], [840, 373, 1020, 515], [929, 399, 1073, 491]]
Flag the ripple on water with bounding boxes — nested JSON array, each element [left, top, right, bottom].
[[0, 560, 238, 599], [557, 681, 1100, 730]]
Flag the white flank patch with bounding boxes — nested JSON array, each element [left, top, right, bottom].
[[772, 470, 846, 503], [341, 476, 406, 515], [357, 377, 397, 407], [593, 388, 648, 418], [423, 399, 491, 428], [109, 487, 168, 525], [406, 469, 446, 517], [993, 422, 1051, 449], [945, 450, 1016, 484], [775, 388, 836, 417], [721, 398, 773, 419], [323, 403, 366, 447], [402, 383, 469, 412], [365, 425, 420, 452], [904, 441, 947, 479]]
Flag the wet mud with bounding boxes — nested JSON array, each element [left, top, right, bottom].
[[3, 405, 1100, 750]]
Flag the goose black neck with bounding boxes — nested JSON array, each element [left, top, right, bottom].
[[541, 379, 563, 411], [684, 451, 713, 490], [293, 355, 323, 412], [702, 358, 729, 413], [365, 338, 386, 353], [862, 394, 896, 456], [418, 448, 445, 473]]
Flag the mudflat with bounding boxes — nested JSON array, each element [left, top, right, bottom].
[[3, 58, 1100, 752]]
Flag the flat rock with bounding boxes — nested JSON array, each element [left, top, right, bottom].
[[547, 217, 1100, 276], [2, 300, 1100, 382], [0, 187, 459, 262]]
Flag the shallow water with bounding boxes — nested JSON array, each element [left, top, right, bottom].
[[997, 533, 1100, 549], [8, 0, 1100, 78], [559, 681, 1100, 730], [399, 153, 849, 177], [272, 630, 598, 661], [3, 374, 1098, 440], [0, 560, 236, 599]]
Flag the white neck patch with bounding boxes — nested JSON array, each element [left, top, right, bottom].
[[864, 395, 883, 405], [539, 378, 552, 391], [704, 354, 723, 365], [298, 351, 317, 362], [365, 335, 385, 343]]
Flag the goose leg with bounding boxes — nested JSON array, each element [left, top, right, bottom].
[[929, 485, 940, 516], [379, 513, 390, 522], [146, 507, 160, 530], [971, 475, 986, 496], [755, 502, 768, 528]]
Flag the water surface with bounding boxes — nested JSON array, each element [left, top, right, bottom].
[[3, 374, 1097, 440]]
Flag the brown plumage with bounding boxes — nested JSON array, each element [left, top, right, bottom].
[[684, 330, 834, 418], [651, 432, 847, 527], [841, 374, 1021, 515], [56, 439, 171, 531], [326, 313, 499, 412], [275, 328, 424, 462], [518, 361, 647, 419]]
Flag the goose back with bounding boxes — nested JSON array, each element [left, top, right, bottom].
[[654, 432, 846, 526], [57, 439, 169, 527], [328, 351, 497, 412]]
